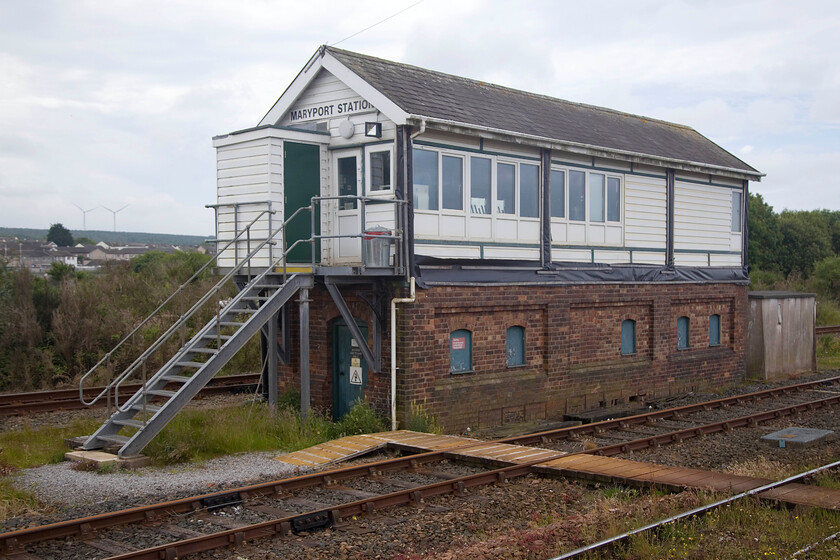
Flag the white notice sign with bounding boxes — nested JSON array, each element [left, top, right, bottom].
[[349, 367, 363, 385]]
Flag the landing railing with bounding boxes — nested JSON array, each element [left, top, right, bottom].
[[80, 195, 405, 412]]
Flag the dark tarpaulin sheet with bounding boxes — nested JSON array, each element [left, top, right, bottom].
[[414, 256, 749, 287]]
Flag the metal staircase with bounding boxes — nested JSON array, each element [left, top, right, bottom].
[[83, 273, 312, 457]]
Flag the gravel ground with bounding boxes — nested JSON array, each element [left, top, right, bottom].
[[4, 371, 840, 558]]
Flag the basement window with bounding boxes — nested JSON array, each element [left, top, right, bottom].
[[709, 314, 721, 347], [677, 316, 690, 350], [450, 329, 473, 374], [621, 319, 636, 355], [506, 326, 525, 367]]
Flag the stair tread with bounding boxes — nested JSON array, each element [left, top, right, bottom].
[[190, 348, 219, 354], [175, 361, 206, 368], [98, 434, 130, 444], [131, 403, 161, 413], [201, 334, 233, 340], [113, 419, 146, 428], [146, 389, 177, 397], [161, 374, 193, 383]]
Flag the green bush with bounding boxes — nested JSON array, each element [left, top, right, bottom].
[[812, 256, 840, 301], [333, 401, 388, 437], [817, 300, 840, 326]]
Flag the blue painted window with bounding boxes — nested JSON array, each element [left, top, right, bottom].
[[709, 314, 721, 346], [621, 319, 636, 355], [677, 316, 690, 350], [506, 326, 525, 367], [450, 330, 472, 374]]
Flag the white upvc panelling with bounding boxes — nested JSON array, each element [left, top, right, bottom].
[[673, 181, 733, 253], [415, 244, 482, 259], [710, 253, 742, 267], [552, 248, 592, 263], [593, 250, 631, 264], [632, 251, 665, 265], [624, 174, 667, 250], [215, 134, 284, 269], [484, 246, 541, 260], [674, 252, 709, 267]]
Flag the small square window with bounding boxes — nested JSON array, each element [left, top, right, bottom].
[[369, 150, 391, 191]]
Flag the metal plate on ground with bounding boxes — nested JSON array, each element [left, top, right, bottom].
[[761, 427, 834, 448]]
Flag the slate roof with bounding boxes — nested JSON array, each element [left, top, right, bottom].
[[327, 47, 760, 176]]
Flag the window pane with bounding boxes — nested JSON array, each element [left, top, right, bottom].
[[506, 326, 525, 367], [520, 164, 539, 218], [442, 156, 463, 210], [470, 157, 491, 214], [338, 156, 357, 210], [550, 170, 565, 218], [590, 173, 605, 223], [569, 170, 585, 221], [370, 151, 390, 191], [621, 319, 636, 355], [607, 177, 621, 222], [450, 329, 472, 373], [731, 191, 742, 232], [412, 149, 438, 210], [677, 316, 690, 349], [709, 314, 721, 346], [497, 163, 515, 214]]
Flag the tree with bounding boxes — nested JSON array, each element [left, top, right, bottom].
[[47, 223, 74, 247], [777, 211, 832, 277], [748, 193, 782, 272]]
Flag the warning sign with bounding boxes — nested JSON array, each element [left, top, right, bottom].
[[451, 337, 466, 350], [349, 366, 363, 385]]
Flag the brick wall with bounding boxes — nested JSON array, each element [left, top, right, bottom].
[[273, 281, 747, 432]]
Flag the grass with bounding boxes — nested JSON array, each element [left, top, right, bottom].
[[817, 335, 840, 371], [144, 399, 388, 465], [614, 498, 840, 560], [0, 418, 101, 469]]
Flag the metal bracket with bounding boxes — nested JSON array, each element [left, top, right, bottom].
[[325, 282, 382, 373]]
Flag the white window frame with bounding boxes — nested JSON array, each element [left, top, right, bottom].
[[365, 145, 394, 197], [549, 164, 625, 246]]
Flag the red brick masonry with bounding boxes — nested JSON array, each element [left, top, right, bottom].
[[278, 282, 747, 432]]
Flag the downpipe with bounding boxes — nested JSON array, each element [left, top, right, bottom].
[[390, 277, 416, 430]]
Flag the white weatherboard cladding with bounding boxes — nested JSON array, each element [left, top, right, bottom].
[[624, 175, 667, 249], [673, 182, 732, 252], [484, 246, 540, 260], [552, 248, 592, 263], [216, 136, 283, 269], [279, 69, 369, 127], [416, 243, 481, 259]]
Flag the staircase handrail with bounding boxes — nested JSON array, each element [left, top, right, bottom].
[[79, 208, 276, 406], [105, 206, 318, 411]]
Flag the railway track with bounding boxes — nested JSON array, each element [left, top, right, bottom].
[[816, 325, 840, 336], [3, 374, 840, 559], [0, 374, 261, 416]]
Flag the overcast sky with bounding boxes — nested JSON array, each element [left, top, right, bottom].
[[1, 0, 838, 236]]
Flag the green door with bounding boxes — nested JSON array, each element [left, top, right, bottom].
[[283, 142, 321, 263], [332, 317, 369, 420]]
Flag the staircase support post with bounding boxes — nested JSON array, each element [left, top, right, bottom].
[[267, 310, 278, 411], [299, 288, 311, 419]]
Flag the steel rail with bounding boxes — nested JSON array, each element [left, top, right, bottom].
[[498, 374, 840, 447], [548, 458, 840, 560], [4, 378, 840, 555], [816, 325, 840, 336], [589, 391, 840, 457], [0, 374, 260, 416]]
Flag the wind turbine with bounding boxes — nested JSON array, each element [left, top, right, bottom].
[[102, 204, 129, 232], [73, 203, 98, 231]]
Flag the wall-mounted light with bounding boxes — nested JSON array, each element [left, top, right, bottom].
[[364, 122, 382, 138]]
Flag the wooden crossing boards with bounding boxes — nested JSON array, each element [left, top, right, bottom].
[[276, 430, 840, 511]]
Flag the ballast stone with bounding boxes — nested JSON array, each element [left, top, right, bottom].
[[760, 427, 835, 449]]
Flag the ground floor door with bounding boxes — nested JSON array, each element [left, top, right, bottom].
[[332, 317, 369, 420], [283, 141, 321, 263]]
